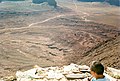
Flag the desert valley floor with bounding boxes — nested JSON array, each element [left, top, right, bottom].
[[0, 0, 120, 77]]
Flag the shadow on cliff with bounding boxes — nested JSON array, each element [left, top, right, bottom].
[[32, 0, 57, 8], [77, 0, 120, 6]]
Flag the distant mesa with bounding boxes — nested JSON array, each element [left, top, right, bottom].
[[0, 0, 25, 1], [32, 0, 57, 8], [0, 0, 57, 8], [77, 0, 120, 6], [0, 0, 25, 3]]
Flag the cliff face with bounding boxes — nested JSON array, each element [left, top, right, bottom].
[[77, 0, 120, 6], [47, 0, 57, 7], [108, 0, 120, 6], [32, 0, 57, 7], [32, 0, 47, 4]]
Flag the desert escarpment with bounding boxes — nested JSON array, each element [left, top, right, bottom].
[[0, 0, 120, 78]]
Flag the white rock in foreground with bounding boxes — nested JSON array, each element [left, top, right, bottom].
[[15, 63, 120, 81], [16, 63, 90, 81]]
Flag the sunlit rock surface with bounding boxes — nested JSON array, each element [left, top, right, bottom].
[[0, 64, 119, 81]]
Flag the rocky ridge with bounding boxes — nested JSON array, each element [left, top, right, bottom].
[[0, 63, 120, 81]]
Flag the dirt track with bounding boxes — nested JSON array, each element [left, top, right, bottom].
[[0, 1, 120, 78]]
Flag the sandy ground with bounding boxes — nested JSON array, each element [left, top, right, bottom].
[[0, 0, 120, 78]]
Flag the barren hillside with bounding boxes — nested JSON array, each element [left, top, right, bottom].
[[79, 36, 120, 69]]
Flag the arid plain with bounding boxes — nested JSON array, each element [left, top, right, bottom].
[[0, 0, 120, 77]]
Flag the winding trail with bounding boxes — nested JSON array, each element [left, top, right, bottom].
[[72, 0, 91, 21], [28, 14, 65, 27], [0, 0, 91, 32], [0, 14, 75, 32], [0, 1, 91, 32]]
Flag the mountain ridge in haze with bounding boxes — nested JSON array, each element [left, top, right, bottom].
[[77, 0, 120, 6], [0, 0, 57, 7]]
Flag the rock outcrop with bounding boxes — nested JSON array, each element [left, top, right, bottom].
[[32, 0, 57, 8], [77, 0, 120, 6], [0, 64, 120, 81], [0, 0, 25, 1]]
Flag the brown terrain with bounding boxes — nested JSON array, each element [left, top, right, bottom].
[[0, 0, 120, 78]]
